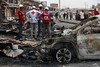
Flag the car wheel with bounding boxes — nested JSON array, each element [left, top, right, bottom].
[[56, 48, 72, 63]]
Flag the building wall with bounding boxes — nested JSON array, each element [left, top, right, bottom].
[[1, 0, 40, 20], [4, 0, 24, 19]]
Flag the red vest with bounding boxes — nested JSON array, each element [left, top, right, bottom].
[[42, 11, 50, 24], [17, 9, 24, 26]]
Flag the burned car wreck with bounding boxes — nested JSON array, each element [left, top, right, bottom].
[[36, 15, 100, 63]]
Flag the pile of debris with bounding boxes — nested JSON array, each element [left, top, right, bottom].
[[0, 37, 41, 57], [0, 28, 42, 62]]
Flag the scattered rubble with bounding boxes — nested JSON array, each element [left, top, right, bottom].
[[0, 38, 41, 58], [0, 29, 41, 59]]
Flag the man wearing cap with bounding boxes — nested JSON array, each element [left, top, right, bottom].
[[41, 7, 51, 38], [26, 6, 41, 39], [38, 4, 43, 37]]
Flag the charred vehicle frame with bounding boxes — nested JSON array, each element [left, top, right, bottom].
[[36, 15, 100, 63]]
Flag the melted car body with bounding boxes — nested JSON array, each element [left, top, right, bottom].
[[37, 15, 100, 63]]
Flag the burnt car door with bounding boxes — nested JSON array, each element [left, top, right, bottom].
[[77, 19, 100, 58]]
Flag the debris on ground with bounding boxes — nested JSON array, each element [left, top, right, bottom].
[[0, 37, 41, 58], [3, 49, 23, 58], [0, 29, 43, 60]]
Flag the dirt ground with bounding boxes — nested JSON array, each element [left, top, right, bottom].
[[0, 56, 100, 67]]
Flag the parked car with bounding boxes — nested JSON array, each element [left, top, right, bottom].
[[36, 15, 100, 63]]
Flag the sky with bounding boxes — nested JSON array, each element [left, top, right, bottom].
[[40, 0, 99, 8]]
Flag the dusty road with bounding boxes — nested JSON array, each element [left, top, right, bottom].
[[0, 61, 100, 67], [0, 56, 100, 67]]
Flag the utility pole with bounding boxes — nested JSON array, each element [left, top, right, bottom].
[[59, 0, 60, 10]]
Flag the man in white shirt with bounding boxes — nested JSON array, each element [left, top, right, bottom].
[[26, 6, 41, 38], [80, 10, 85, 21]]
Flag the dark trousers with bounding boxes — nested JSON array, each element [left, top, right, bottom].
[[18, 23, 23, 39], [66, 14, 68, 19], [42, 23, 50, 38], [81, 19, 84, 21], [38, 20, 43, 37]]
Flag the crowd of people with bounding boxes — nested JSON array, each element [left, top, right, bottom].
[[16, 4, 52, 40], [54, 8, 100, 21]]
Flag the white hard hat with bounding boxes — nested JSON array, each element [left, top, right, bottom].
[[19, 4, 23, 7], [32, 6, 36, 9], [39, 4, 43, 7], [45, 7, 49, 10], [29, 6, 32, 9]]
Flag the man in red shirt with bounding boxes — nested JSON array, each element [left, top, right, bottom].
[[92, 8, 99, 16], [41, 7, 51, 38], [16, 5, 24, 39]]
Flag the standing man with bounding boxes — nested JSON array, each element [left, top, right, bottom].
[[26, 6, 41, 39], [38, 4, 43, 37], [55, 12, 58, 20], [69, 10, 73, 20], [41, 7, 51, 38], [75, 10, 80, 20], [63, 12, 66, 20], [16, 4, 24, 40], [80, 10, 85, 21], [66, 11, 68, 20], [92, 8, 99, 16]]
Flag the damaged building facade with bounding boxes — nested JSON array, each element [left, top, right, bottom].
[[0, 0, 40, 21], [0, 0, 22, 21]]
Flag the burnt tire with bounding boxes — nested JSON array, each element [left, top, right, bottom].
[[56, 48, 72, 63]]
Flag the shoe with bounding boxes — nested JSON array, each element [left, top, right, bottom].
[[6, 29, 11, 32]]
